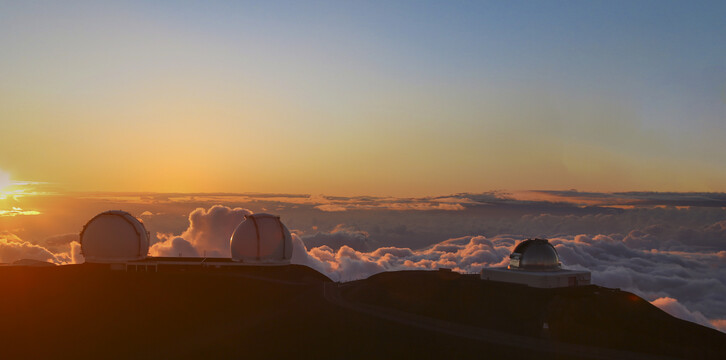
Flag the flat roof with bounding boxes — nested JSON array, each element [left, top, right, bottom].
[[128, 257, 237, 264], [482, 267, 590, 277]]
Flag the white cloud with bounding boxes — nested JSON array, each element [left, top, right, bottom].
[[70, 241, 83, 264], [292, 234, 513, 282], [301, 224, 374, 251], [289, 226, 726, 332], [149, 235, 199, 257], [0, 232, 81, 264], [149, 205, 251, 257], [651, 297, 714, 329]]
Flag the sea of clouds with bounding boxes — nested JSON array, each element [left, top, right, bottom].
[[2, 191, 725, 333]]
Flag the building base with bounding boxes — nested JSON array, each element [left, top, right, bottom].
[[481, 267, 591, 288]]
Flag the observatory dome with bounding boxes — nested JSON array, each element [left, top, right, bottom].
[[230, 213, 293, 264], [508, 238, 561, 271], [80, 210, 150, 263]]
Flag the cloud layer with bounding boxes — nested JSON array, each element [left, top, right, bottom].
[[0, 231, 79, 265], [149, 205, 251, 257]]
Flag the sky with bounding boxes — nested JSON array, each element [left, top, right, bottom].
[[1, 1, 725, 196]]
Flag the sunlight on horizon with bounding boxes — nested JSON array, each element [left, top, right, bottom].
[[0, 169, 43, 216]]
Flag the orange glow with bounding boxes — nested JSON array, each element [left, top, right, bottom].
[[0, 207, 41, 217], [507, 190, 637, 207], [0, 172, 45, 217]]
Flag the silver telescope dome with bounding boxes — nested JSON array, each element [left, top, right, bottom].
[[508, 238, 561, 271]]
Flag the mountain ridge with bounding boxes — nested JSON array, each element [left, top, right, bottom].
[[0, 265, 722, 359]]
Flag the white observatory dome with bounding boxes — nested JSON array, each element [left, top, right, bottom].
[[230, 213, 293, 264], [80, 210, 150, 263]]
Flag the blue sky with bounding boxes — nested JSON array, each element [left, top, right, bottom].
[[1, 1, 725, 194]]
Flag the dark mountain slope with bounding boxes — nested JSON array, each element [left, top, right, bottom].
[[340, 270, 726, 359], [0, 265, 722, 359]]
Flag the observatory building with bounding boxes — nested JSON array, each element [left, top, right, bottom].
[[480, 238, 590, 288], [80, 210, 150, 263], [79, 210, 295, 271], [230, 213, 293, 264]]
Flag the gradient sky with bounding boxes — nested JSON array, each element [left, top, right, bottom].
[[1, 1, 725, 196]]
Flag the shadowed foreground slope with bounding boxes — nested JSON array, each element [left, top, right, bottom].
[[0, 265, 723, 359], [340, 270, 726, 359]]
